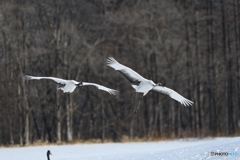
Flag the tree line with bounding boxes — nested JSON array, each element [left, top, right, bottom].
[[0, 0, 239, 145]]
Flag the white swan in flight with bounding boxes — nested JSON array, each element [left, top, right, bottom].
[[106, 57, 193, 115]]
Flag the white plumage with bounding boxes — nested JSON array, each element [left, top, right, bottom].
[[152, 86, 193, 106], [24, 75, 119, 109], [24, 75, 119, 96], [82, 82, 119, 96], [106, 57, 193, 114]]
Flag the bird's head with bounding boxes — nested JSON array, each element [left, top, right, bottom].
[[47, 150, 52, 156], [77, 81, 83, 87], [154, 82, 162, 87]]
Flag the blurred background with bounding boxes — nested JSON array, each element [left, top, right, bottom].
[[0, 0, 239, 146]]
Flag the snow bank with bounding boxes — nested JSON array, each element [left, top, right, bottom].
[[0, 137, 239, 160]]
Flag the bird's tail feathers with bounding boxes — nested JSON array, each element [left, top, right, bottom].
[[131, 85, 137, 90]]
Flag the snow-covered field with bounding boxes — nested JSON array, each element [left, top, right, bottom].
[[0, 137, 239, 160]]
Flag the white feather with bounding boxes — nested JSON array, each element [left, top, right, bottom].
[[24, 75, 119, 96], [106, 57, 147, 83], [24, 75, 69, 85], [107, 57, 194, 107], [82, 82, 119, 96], [152, 86, 193, 106]]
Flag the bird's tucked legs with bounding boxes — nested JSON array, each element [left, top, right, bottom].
[[58, 93, 64, 110], [121, 92, 136, 108], [133, 96, 144, 116]]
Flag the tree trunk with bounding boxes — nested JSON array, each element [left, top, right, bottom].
[[226, 24, 234, 134], [17, 81, 23, 146], [177, 106, 181, 138], [159, 102, 163, 137], [4, 37, 14, 145], [24, 112, 30, 144], [185, 17, 193, 134], [55, 0, 62, 142], [234, 0, 240, 129], [130, 119, 134, 141], [57, 112, 61, 143], [207, 0, 213, 135], [220, 0, 230, 135], [66, 95, 73, 141], [101, 99, 105, 143], [194, 0, 200, 136]]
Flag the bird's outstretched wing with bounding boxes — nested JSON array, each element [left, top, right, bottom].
[[82, 82, 119, 96], [152, 86, 193, 106], [23, 75, 67, 85], [106, 57, 147, 84]]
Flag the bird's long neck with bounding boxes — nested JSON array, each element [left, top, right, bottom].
[[47, 153, 50, 160]]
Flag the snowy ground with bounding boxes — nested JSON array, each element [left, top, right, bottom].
[[0, 137, 239, 160]]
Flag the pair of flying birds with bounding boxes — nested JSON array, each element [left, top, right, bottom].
[[24, 57, 193, 114]]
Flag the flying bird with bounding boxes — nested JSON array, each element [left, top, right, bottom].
[[24, 75, 119, 109], [106, 57, 193, 115]]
